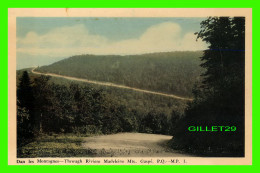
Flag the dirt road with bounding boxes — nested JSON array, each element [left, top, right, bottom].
[[31, 68, 193, 101], [81, 133, 190, 157]]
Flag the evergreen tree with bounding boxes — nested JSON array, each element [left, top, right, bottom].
[[17, 71, 34, 112], [173, 17, 245, 156], [17, 71, 35, 146], [33, 75, 52, 133]]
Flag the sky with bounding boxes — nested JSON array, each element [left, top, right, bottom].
[[16, 17, 208, 69]]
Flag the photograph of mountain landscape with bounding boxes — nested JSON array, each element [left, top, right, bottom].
[[16, 16, 245, 158]]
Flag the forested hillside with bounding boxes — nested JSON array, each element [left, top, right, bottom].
[[17, 51, 203, 153], [17, 69, 188, 118], [36, 51, 203, 97], [17, 70, 185, 154]]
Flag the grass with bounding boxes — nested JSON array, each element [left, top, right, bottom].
[[17, 134, 97, 158]]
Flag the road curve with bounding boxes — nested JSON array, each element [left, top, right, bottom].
[[81, 133, 190, 157], [31, 67, 193, 101]]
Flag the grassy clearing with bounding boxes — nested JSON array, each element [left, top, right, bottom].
[[17, 134, 97, 158]]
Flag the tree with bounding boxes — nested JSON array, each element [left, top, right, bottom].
[[169, 110, 181, 135], [196, 17, 245, 94], [140, 110, 169, 134], [17, 71, 35, 146], [17, 71, 34, 113], [173, 17, 245, 156], [33, 75, 52, 133]]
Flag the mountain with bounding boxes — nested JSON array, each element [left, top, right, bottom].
[[35, 51, 203, 97]]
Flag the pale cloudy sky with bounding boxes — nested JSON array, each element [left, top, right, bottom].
[[16, 17, 208, 69]]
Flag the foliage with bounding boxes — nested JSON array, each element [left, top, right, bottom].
[[36, 51, 203, 97], [172, 17, 245, 156], [17, 71, 182, 157], [17, 134, 90, 158], [17, 71, 35, 147], [140, 110, 169, 134]]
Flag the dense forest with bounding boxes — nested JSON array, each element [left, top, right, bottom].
[[172, 17, 245, 156], [17, 70, 183, 152], [36, 51, 203, 97]]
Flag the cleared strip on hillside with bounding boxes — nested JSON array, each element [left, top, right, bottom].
[[32, 68, 193, 101]]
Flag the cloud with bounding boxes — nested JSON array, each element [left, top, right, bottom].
[[17, 22, 207, 57]]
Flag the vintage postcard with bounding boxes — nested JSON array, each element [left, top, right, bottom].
[[8, 8, 252, 165]]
